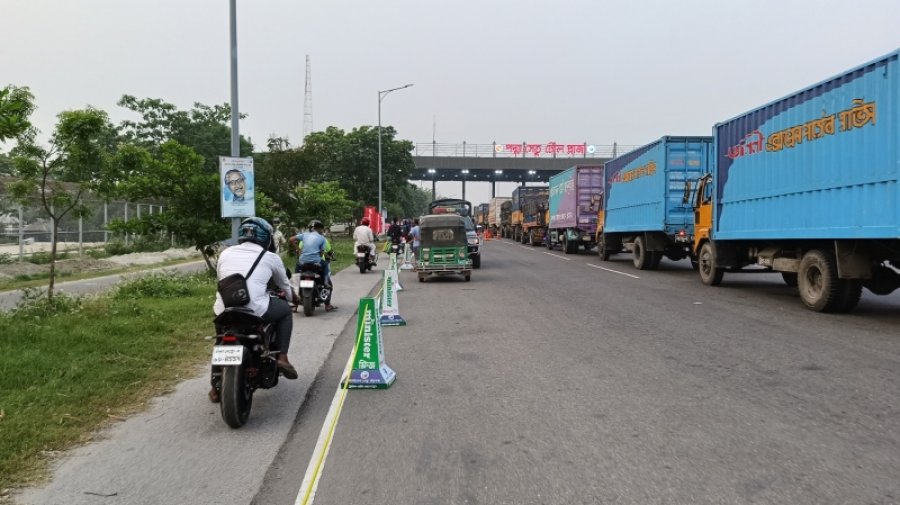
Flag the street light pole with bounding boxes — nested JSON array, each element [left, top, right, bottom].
[[229, 0, 240, 240], [378, 83, 413, 222]]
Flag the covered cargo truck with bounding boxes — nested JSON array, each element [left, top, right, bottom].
[[547, 165, 604, 254], [510, 186, 549, 245], [474, 203, 489, 226], [689, 48, 900, 312], [600, 138, 712, 268], [500, 200, 513, 238], [488, 197, 510, 236]]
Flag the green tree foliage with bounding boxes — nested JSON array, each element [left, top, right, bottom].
[[299, 125, 415, 212], [107, 141, 229, 272], [117, 95, 253, 173], [0, 85, 35, 142], [286, 181, 354, 230], [8, 107, 116, 299], [252, 136, 317, 220]]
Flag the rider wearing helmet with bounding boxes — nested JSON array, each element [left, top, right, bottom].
[[353, 217, 377, 263], [289, 219, 337, 311], [211, 217, 300, 402]]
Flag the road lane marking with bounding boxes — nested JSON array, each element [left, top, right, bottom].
[[544, 252, 571, 261], [586, 263, 640, 279], [295, 286, 384, 505]]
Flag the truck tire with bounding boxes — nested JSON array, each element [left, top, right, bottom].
[[836, 280, 862, 312], [472, 254, 481, 269], [798, 249, 843, 312], [546, 232, 554, 250], [564, 236, 578, 254], [633, 236, 650, 270], [648, 251, 662, 270], [599, 236, 611, 261], [698, 242, 724, 286], [781, 272, 798, 287]]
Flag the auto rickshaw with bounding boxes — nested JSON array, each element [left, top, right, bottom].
[[417, 214, 472, 282]]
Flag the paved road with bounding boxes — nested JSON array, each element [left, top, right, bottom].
[[15, 260, 385, 505], [16, 240, 900, 504], [255, 239, 900, 505]]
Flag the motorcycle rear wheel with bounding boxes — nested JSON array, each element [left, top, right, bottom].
[[220, 348, 253, 428], [303, 295, 314, 317]]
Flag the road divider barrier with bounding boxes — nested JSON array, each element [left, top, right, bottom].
[[342, 297, 396, 389], [379, 268, 406, 326]]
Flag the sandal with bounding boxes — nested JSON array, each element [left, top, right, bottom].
[[325, 305, 338, 312]]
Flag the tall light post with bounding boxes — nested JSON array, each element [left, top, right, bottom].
[[378, 83, 414, 220], [228, 0, 240, 240]]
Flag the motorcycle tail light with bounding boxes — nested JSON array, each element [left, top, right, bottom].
[[222, 335, 238, 343]]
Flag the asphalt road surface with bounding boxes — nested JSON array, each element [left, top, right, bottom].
[[256, 239, 900, 505], [16, 241, 900, 505]]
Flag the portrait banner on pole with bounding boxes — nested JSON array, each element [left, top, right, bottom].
[[220, 156, 256, 218]]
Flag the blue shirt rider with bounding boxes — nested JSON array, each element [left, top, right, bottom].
[[290, 220, 337, 311]]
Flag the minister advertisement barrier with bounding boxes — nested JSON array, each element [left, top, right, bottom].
[[343, 297, 396, 389], [379, 268, 406, 326]]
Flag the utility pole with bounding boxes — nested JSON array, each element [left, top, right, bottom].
[[302, 55, 313, 145]]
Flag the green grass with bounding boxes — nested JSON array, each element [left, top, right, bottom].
[[0, 272, 216, 494]]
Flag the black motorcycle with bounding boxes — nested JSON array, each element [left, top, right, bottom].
[[210, 307, 280, 428], [355, 244, 377, 274], [296, 262, 331, 316]]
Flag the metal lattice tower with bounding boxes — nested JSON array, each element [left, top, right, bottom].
[[302, 55, 313, 144]]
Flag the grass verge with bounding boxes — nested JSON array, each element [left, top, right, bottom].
[[0, 271, 216, 496]]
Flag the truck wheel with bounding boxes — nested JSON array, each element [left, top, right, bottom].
[[633, 236, 649, 270], [836, 280, 862, 312], [563, 236, 576, 254], [599, 237, 611, 261], [781, 272, 798, 287], [798, 249, 843, 312], [648, 251, 662, 270], [546, 233, 554, 250], [698, 242, 724, 286], [472, 254, 481, 269]]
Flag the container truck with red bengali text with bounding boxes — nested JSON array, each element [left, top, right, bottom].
[[688, 48, 900, 312]]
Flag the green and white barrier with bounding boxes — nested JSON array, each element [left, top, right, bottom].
[[379, 268, 406, 326], [400, 243, 415, 271], [342, 297, 396, 389]]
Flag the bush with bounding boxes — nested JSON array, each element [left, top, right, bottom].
[[11, 287, 85, 319], [28, 251, 69, 264], [0, 252, 14, 264], [115, 271, 211, 299]]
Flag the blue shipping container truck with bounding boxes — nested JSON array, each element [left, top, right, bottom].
[[547, 165, 604, 254], [600, 137, 712, 269], [690, 48, 900, 312]]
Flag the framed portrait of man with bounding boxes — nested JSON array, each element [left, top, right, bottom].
[[220, 156, 256, 218]]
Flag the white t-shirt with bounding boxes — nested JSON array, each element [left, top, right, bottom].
[[353, 225, 375, 247], [213, 241, 291, 317]]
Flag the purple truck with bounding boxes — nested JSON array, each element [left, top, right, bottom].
[[546, 165, 604, 254]]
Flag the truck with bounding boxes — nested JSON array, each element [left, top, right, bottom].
[[488, 197, 511, 236], [687, 48, 900, 312], [547, 165, 604, 254], [599, 138, 712, 268], [510, 186, 549, 245], [499, 200, 513, 239], [474, 203, 489, 226]]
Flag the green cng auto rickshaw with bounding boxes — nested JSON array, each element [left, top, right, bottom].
[[417, 214, 472, 282]]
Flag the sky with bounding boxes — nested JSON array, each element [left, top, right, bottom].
[[4, 0, 899, 206]]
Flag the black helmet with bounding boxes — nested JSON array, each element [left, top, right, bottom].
[[238, 217, 273, 249], [308, 219, 324, 231]]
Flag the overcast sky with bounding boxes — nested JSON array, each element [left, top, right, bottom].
[[4, 0, 899, 205]]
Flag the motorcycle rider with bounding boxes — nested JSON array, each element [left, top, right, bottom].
[[210, 217, 300, 403], [386, 217, 404, 253], [353, 217, 377, 264], [290, 220, 337, 312]]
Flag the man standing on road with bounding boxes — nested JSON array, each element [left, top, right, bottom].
[[410, 218, 421, 259]]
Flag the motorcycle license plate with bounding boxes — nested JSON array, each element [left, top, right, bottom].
[[299, 280, 315, 288], [211, 345, 243, 366], [356, 253, 366, 258]]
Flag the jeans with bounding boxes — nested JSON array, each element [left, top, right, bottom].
[[263, 296, 293, 353]]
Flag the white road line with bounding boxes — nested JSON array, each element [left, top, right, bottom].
[[586, 263, 640, 279], [519, 245, 535, 251], [544, 252, 571, 261]]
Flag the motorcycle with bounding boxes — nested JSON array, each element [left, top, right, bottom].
[[296, 262, 331, 316], [210, 307, 280, 428], [355, 244, 377, 274]]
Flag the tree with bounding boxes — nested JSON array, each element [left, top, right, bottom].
[[286, 181, 354, 230], [8, 107, 116, 300], [300, 125, 416, 211], [117, 95, 253, 173], [0, 85, 35, 142]]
